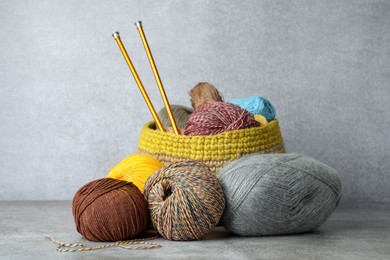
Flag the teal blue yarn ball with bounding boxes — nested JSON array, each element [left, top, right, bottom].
[[229, 96, 276, 121], [218, 154, 341, 236]]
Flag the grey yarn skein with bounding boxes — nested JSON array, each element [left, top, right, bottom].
[[217, 153, 341, 236], [158, 105, 194, 129]]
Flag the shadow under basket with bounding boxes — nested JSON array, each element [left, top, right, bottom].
[[138, 120, 286, 173]]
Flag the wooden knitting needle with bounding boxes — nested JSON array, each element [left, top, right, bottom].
[[112, 31, 166, 132], [135, 21, 180, 135]]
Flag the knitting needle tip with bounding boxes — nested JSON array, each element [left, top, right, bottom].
[[112, 31, 120, 38], [135, 21, 143, 28]]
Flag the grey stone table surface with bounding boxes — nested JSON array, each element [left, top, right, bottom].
[[0, 201, 389, 260]]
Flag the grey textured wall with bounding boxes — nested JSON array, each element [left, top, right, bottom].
[[0, 0, 389, 201]]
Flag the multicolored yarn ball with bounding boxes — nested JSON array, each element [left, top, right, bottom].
[[189, 82, 224, 109], [106, 154, 163, 193], [229, 96, 276, 121], [144, 161, 225, 241], [218, 154, 341, 236], [72, 178, 149, 242], [158, 104, 194, 129], [184, 102, 260, 136]]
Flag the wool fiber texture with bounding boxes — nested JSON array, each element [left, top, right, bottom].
[[158, 104, 193, 129], [144, 161, 225, 240], [189, 82, 223, 109], [229, 96, 276, 121], [218, 154, 341, 236], [72, 178, 149, 242], [184, 102, 259, 136], [106, 154, 163, 193]]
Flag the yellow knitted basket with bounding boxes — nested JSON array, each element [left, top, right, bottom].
[[138, 120, 285, 173]]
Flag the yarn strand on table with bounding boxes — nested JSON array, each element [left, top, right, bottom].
[[44, 235, 161, 252]]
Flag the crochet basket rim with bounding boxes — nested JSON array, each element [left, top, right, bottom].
[[140, 119, 281, 140], [137, 120, 285, 161]]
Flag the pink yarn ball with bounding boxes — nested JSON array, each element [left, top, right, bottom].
[[184, 102, 260, 136]]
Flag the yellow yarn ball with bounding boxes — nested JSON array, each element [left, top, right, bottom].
[[106, 154, 163, 193], [254, 115, 269, 126]]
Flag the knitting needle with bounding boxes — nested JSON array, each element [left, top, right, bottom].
[[135, 21, 180, 135], [112, 31, 166, 132]]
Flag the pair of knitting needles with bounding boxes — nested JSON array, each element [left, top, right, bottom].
[[112, 21, 179, 135]]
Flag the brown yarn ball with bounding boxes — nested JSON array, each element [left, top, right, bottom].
[[144, 161, 225, 241], [189, 82, 224, 109], [72, 178, 149, 242]]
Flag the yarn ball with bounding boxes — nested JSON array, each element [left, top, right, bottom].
[[184, 102, 260, 136], [254, 114, 268, 126], [72, 178, 149, 242], [189, 82, 224, 109], [218, 154, 341, 236], [106, 154, 163, 193], [144, 161, 225, 241], [229, 96, 276, 121], [157, 104, 194, 129]]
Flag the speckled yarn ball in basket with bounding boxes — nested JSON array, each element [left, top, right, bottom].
[[218, 154, 341, 236], [144, 161, 226, 241], [184, 101, 260, 136], [72, 178, 149, 242]]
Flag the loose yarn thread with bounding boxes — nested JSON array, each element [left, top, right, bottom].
[[184, 102, 260, 136], [72, 178, 149, 242], [44, 234, 161, 252], [189, 82, 224, 109], [229, 96, 276, 121], [106, 154, 163, 193], [144, 161, 225, 240]]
